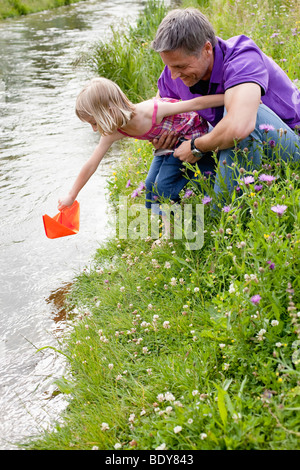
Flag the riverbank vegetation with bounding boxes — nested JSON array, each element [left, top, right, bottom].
[[24, 0, 300, 450], [0, 0, 85, 20]]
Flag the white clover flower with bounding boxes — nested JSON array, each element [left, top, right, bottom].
[[108, 363, 114, 370], [170, 277, 177, 286], [165, 406, 173, 414], [275, 342, 282, 347], [147, 368, 152, 375], [163, 321, 170, 329], [192, 390, 199, 396], [223, 363, 230, 370], [142, 347, 148, 354], [128, 413, 135, 423], [229, 283, 236, 293], [194, 287, 200, 292], [157, 393, 164, 402], [114, 443, 122, 450], [140, 409, 146, 416], [173, 425, 182, 434], [101, 422, 109, 431], [164, 262, 171, 269], [188, 419, 193, 424], [148, 303, 153, 309], [164, 392, 175, 402], [271, 320, 279, 326], [120, 286, 125, 292], [200, 433, 207, 440], [219, 343, 226, 349], [156, 443, 167, 450]]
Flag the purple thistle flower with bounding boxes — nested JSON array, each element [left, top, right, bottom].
[[126, 179, 131, 188], [138, 181, 146, 191], [202, 195, 212, 205], [235, 186, 241, 192], [259, 174, 276, 185], [254, 184, 263, 192], [269, 139, 276, 148], [267, 261, 275, 270], [242, 176, 255, 185], [183, 189, 193, 199], [131, 189, 139, 198], [222, 205, 231, 213], [251, 294, 261, 304], [271, 204, 287, 216], [259, 124, 275, 132]]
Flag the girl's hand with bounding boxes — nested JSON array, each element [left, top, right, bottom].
[[58, 195, 75, 211]]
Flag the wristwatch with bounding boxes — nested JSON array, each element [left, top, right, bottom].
[[190, 138, 205, 159]]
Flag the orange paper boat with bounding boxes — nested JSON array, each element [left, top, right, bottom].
[[43, 201, 80, 239]]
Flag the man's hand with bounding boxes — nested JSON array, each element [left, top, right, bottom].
[[173, 139, 200, 163], [151, 130, 178, 150]]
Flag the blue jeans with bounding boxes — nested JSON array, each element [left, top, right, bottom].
[[215, 104, 300, 197], [145, 149, 215, 214]]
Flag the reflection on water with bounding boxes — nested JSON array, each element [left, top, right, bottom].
[[0, 0, 145, 449]]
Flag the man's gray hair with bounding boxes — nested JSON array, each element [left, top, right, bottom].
[[151, 8, 216, 55]]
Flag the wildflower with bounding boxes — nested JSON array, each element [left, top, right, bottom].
[[183, 188, 193, 198], [259, 124, 275, 132], [120, 286, 125, 292], [101, 422, 110, 431], [271, 320, 279, 326], [242, 176, 255, 185], [131, 189, 139, 198], [163, 321, 170, 329], [259, 174, 275, 184], [223, 363, 230, 370], [229, 283, 236, 294], [157, 393, 164, 402], [219, 343, 226, 348], [257, 328, 266, 341], [164, 261, 171, 269], [173, 426, 182, 434], [156, 443, 167, 450], [251, 294, 261, 304], [200, 433, 207, 440], [271, 204, 287, 216], [254, 184, 263, 192], [108, 363, 114, 370], [165, 406, 173, 414], [222, 205, 231, 213], [267, 261, 275, 269], [126, 179, 131, 188], [192, 390, 199, 396], [170, 277, 177, 286], [269, 139, 276, 148], [194, 287, 200, 292], [114, 443, 122, 450], [202, 195, 212, 205], [188, 419, 193, 424], [165, 392, 175, 402], [138, 181, 146, 191]]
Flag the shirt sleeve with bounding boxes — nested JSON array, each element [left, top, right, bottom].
[[157, 67, 181, 99], [223, 38, 269, 96]]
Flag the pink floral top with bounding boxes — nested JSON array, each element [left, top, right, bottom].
[[117, 97, 208, 142]]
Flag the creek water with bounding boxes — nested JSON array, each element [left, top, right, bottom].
[[0, 0, 145, 449]]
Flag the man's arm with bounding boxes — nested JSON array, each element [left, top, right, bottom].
[[174, 82, 261, 162]]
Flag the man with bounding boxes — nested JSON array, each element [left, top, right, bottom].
[[151, 8, 300, 197]]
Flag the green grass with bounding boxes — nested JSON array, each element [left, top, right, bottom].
[[22, 0, 300, 451], [0, 0, 86, 20]]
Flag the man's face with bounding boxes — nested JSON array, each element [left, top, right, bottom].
[[160, 42, 214, 87]]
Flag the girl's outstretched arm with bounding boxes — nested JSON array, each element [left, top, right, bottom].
[[156, 94, 224, 121], [58, 133, 123, 210]]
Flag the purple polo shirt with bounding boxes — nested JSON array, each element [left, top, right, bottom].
[[157, 35, 300, 129]]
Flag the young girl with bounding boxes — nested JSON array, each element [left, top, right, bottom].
[[58, 77, 223, 216]]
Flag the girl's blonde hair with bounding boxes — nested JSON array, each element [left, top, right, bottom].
[[75, 77, 135, 135]]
